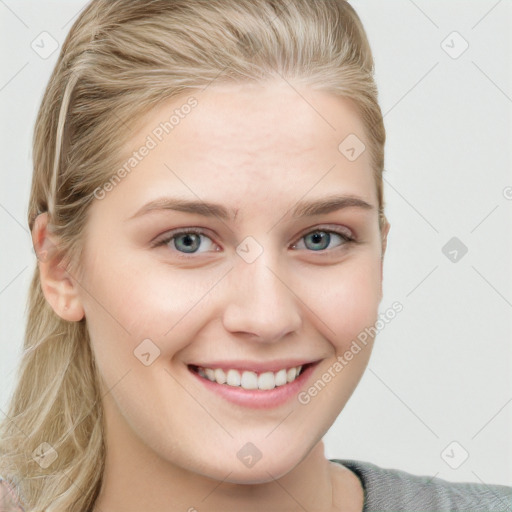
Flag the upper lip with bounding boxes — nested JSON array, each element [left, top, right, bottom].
[[188, 358, 321, 374]]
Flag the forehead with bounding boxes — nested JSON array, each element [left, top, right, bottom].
[[99, 81, 376, 218], [164, 81, 367, 158]]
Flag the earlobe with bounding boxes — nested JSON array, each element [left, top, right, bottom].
[[31, 213, 85, 322]]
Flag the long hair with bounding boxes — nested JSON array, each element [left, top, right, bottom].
[[0, 1, 386, 509]]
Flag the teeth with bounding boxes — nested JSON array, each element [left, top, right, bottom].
[[196, 365, 304, 391], [274, 368, 287, 386], [214, 368, 226, 384], [226, 369, 241, 386], [241, 371, 258, 390], [258, 371, 275, 390]]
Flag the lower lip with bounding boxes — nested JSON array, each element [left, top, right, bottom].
[[188, 363, 319, 409]]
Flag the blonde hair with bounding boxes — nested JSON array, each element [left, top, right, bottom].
[[0, 1, 386, 509]]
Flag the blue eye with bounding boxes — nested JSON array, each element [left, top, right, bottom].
[[153, 228, 217, 254], [294, 230, 353, 251], [173, 232, 208, 253], [152, 227, 355, 255]]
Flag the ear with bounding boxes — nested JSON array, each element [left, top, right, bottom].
[[379, 219, 391, 300], [381, 219, 390, 262], [31, 213, 85, 322]]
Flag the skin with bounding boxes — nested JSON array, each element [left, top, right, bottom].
[[33, 80, 390, 511]]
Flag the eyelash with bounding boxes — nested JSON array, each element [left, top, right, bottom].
[[150, 226, 357, 258]]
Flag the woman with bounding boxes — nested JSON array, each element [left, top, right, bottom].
[[0, 1, 510, 510]]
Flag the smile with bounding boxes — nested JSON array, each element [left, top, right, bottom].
[[186, 359, 321, 409], [189, 364, 308, 391]]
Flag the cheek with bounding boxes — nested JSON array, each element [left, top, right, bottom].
[[292, 256, 381, 419], [81, 251, 221, 369], [295, 253, 382, 349], [82, 247, 183, 332]]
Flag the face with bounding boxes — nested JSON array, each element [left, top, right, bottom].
[[71, 81, 388, 482]]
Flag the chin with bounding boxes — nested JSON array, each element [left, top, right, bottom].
[[199, 442, 308, 484]]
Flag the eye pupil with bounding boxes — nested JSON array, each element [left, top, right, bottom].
[[305, 231, 330, 251], [175, 233, 201, 253]]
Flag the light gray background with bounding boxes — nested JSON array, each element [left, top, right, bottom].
[[1, 0, 511, 487]]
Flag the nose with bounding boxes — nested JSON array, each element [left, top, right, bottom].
[[222, 254, 302, 343]]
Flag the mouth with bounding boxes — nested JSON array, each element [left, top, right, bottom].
[[186, 359, 322, 409], [187, 362, 316, 391]]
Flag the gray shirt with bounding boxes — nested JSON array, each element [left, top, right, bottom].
[[332, 459, 512, 511]]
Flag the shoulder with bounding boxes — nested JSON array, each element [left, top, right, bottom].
[[330, 459, 512, 512], [0, 477, 25, 512]]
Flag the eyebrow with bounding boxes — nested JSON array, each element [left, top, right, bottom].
[[126, 194, 374, 222]]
